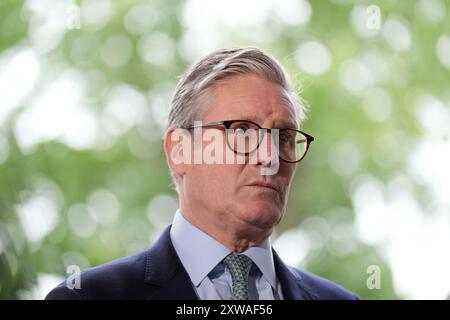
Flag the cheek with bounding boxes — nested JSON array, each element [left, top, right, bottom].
[[279, 164, 297, 195], [211, 164, 242, 194], [281, 163, 297, 180], [191, 164, 242, 198]]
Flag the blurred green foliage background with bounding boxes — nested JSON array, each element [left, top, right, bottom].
[[1, 0, 449, 299]]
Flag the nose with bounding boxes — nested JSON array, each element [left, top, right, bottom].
[[250, 129, 280, 168]]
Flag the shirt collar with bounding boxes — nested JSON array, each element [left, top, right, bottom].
[[244, 236, 277, 289], [170, 209, 278, 289]]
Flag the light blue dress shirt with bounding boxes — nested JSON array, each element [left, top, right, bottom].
[[170, 209, 284, 300]]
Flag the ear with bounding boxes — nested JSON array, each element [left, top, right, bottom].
[[164, 127, 192, 180]]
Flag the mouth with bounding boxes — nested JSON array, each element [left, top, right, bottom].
[[246, 181, 280, 193]]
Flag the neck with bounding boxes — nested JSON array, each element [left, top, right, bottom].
[[179, 201, 273, 253]]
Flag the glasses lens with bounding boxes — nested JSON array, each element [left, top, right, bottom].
[[227, 121, 261, 154], [278, 129, 308, 162], [226, 123, 310, 162]]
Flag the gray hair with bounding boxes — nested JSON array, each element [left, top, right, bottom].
[[167, 46, 307, 189]]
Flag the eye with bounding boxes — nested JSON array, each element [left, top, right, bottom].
[[234, 123, 251, 134], [279, 131, 291, 143]]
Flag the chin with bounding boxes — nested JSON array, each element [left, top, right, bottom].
[[238, 201, 284, 229]]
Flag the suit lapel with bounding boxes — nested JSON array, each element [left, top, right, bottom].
[[145, 270, 199, 300], [144, 226, 199, 300], [272, 249, 316, 300], [142, 225, 317, 300]]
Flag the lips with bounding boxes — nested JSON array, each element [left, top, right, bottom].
[[246, 181, 280, 193]]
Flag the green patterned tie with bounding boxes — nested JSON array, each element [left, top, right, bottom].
[[223, 254, 253, 300]]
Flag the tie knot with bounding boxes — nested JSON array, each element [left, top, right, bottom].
[[223, 254, 253, 283]]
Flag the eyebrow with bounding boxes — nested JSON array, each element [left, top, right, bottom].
[[236, 115, 298, 129], [274, 120, 298, 129]]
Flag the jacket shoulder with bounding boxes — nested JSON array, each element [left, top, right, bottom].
[[45, 250, 148, 300], [289, 267, 359, 300]]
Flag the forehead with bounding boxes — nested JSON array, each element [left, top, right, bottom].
[[204, 74, 298, 128]]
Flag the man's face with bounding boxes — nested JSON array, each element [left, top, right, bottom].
[[182, 74, 298, 232]]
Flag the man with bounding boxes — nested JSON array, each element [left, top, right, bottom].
[[46, 47, 358, 300]]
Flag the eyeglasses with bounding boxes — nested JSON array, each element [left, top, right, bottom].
[[184, 120, 314, 163]]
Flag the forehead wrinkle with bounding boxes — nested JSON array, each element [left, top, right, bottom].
[[205, 75, 298, 128], [208, 97, 297, 128]]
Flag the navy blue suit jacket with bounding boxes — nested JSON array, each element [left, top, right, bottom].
[[45, 226, 359, 300]]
